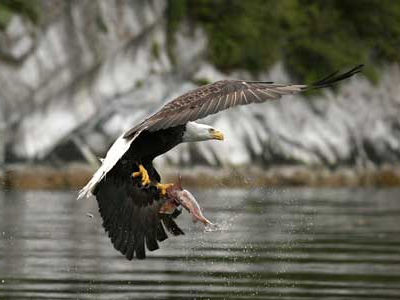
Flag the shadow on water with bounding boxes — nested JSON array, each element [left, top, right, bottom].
[[0, 187, 400, 299]]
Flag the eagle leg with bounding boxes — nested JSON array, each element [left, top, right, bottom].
[[132, 164, 151, 186], [156, 183, 175, 196]]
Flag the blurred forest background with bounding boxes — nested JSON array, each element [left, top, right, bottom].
[[0, 0, 399, 187]]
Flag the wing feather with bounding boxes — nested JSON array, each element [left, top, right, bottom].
[[204, 96, 218, 116], [123, 65, 363, 136], [215, 95, 224, 112], [187, 106, 201, 122], [231, 91, 238, 106], [241, 90, 249, 104], [244, 89, 261, 103], [196, 100, 213, 119], [222, 93, 231, 108], [256, 88, 280, 99], [160, 113, 180, 130], [245, 89, 260, 103]]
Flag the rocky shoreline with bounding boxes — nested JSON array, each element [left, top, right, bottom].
[[1, 163, 400, 190]]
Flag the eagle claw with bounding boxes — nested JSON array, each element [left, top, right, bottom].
[[156, 183, 175, 196], [132, 164, 151, 186]]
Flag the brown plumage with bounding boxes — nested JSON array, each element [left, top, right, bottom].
[[124, 64, 363, 138]]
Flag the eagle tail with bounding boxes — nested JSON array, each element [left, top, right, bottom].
[[161, 214, 185, 236], [94, 174, 182, 260], [95, 173, 184, 260]]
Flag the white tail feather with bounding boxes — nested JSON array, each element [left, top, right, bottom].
[[77, 129, 145, 199]]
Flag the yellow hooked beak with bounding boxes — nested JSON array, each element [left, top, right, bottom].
[[212, 130, 224, 141]]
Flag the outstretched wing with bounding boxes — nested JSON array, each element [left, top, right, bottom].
[[94, 162, 183, 260], [124, 65, 363, 138]]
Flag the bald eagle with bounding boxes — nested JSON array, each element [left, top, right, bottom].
[[78, 65, 363, 260]]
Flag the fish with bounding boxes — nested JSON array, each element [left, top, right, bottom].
[[161, 184, 215, 227]]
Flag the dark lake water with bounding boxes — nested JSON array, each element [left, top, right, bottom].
[[0, 187, 400, 300]]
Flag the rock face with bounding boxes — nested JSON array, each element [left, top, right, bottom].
[[0, 0, 399, 171]]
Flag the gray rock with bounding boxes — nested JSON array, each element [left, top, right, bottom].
[[0, 0, 399, 169]]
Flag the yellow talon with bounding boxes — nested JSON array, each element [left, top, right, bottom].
[[132, 164, 151, 186], [156, 183, 175, 196]]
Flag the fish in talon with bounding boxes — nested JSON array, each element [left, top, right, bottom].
[[165, 185, 215, 226]]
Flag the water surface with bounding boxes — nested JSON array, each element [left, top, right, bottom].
[[1, 188, 400, 299]]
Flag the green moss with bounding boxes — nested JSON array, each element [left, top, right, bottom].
[[0, 3, 14, 30], [192, 78, 211, 86], [135, 80, 144, 89], [95, 13, 108, 33], [151, 41, 161, 60], [167, 0, 400, 81], [166, 0, 187, 64], [0, 0, 40, 30]]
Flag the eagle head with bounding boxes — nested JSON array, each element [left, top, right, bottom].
[[182, 122, 224, 142]]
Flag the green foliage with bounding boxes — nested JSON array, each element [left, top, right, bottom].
[[135, 80, 144, 89], [166, 0, 187, 64], [192, 78, 211, 86], [167, 0, 400, 81], [0, 0, 40, 30], [151, 41, 161, 60], [0, 4, 13, 29], [95, 13, 108, 33]]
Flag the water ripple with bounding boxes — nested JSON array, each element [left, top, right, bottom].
[[1, 188, 400, 299]]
